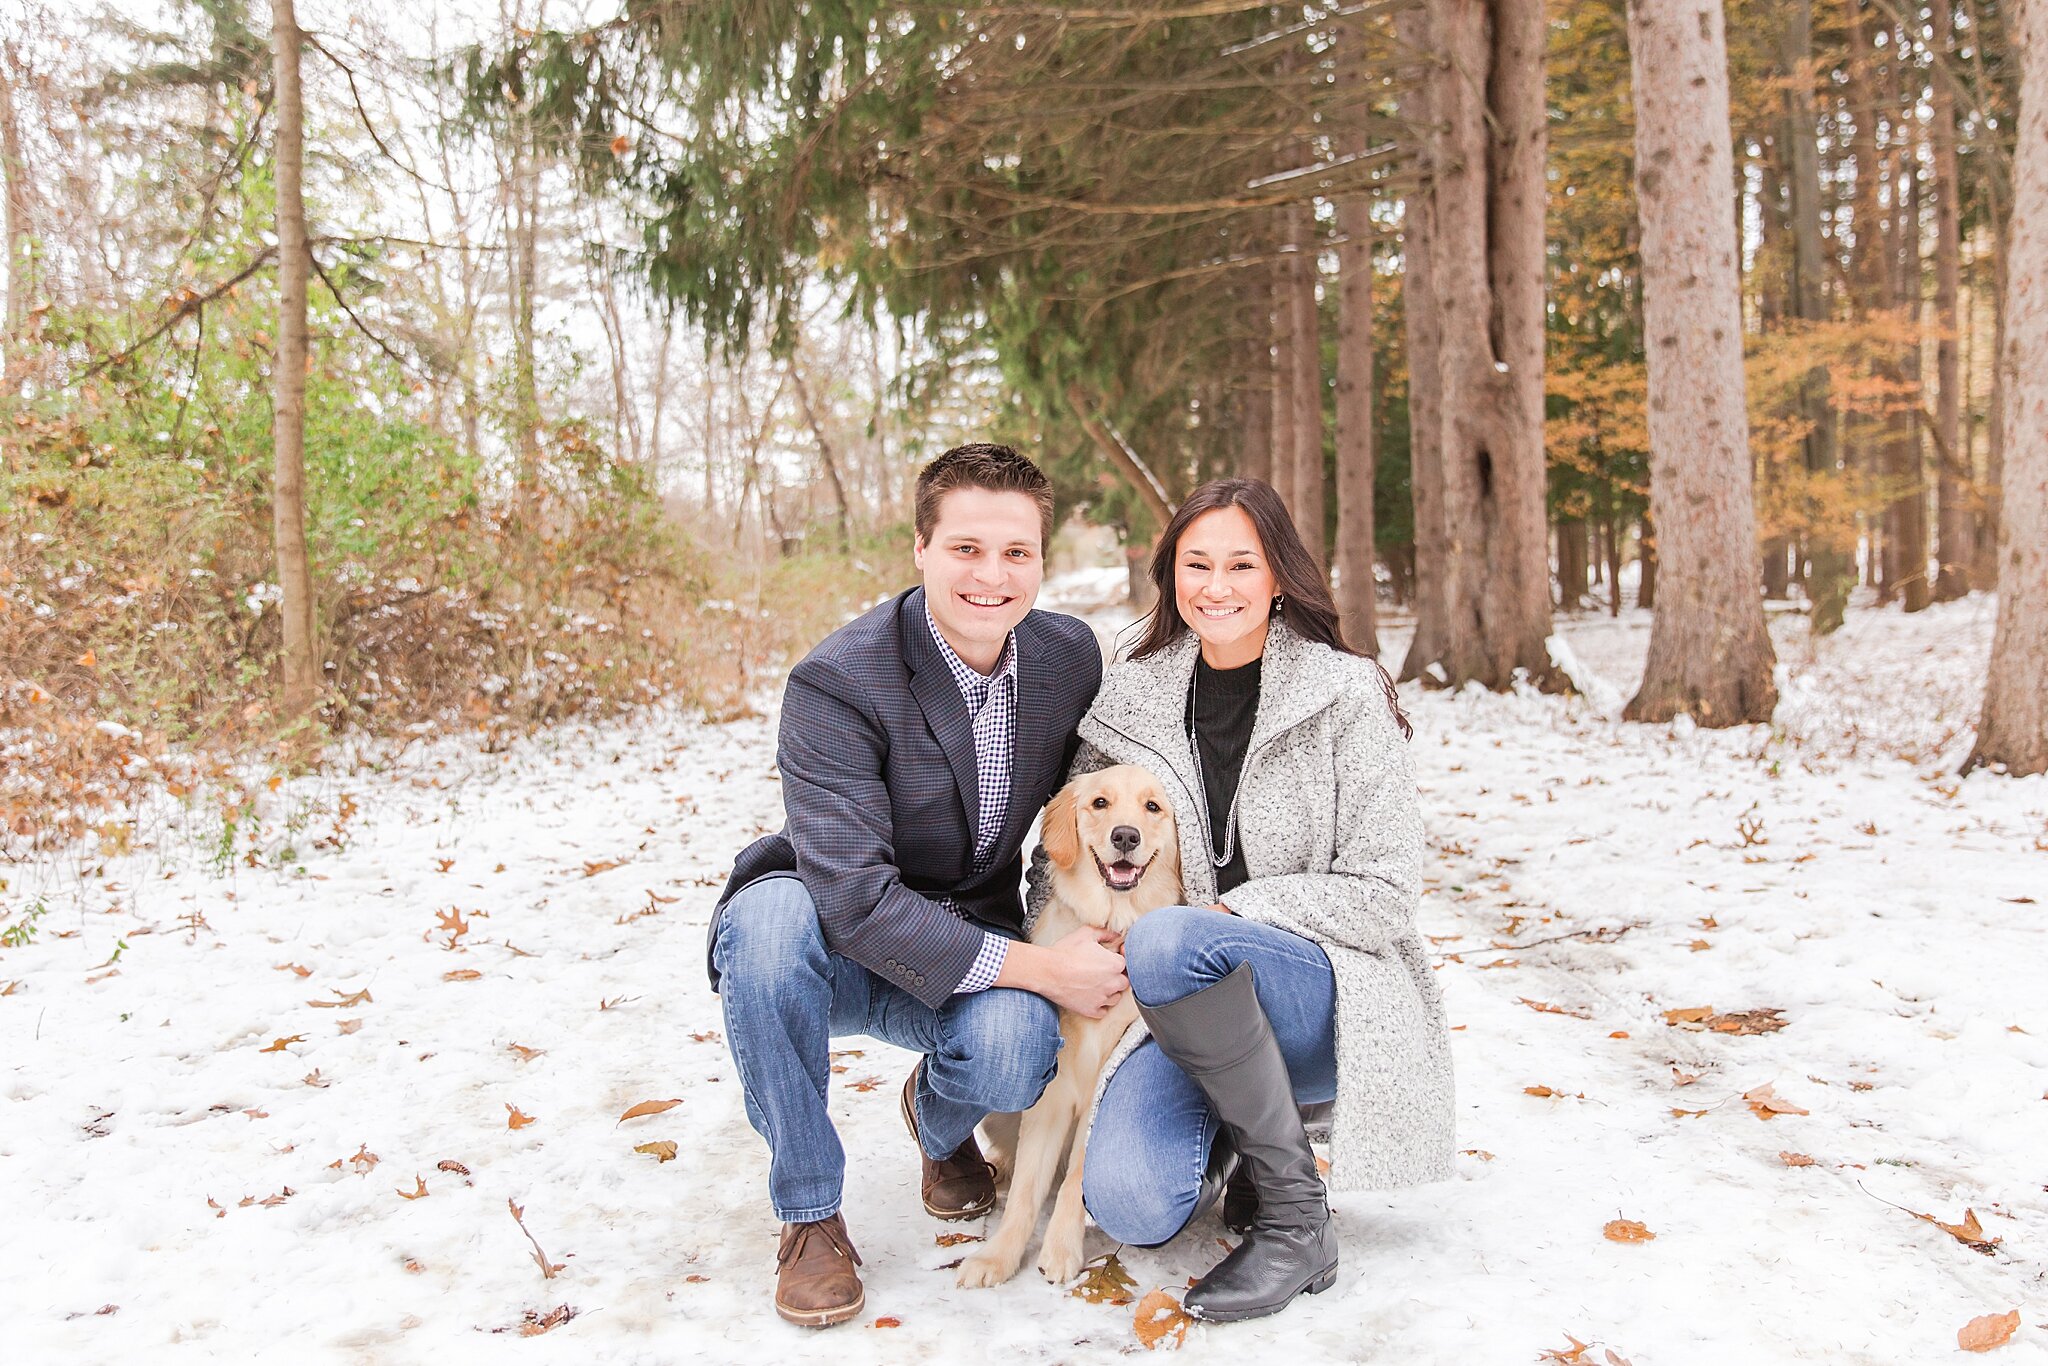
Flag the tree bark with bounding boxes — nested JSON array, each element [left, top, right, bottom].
[[1625, 0, 1776, 724], [1335, 190, 1377, 653], [1405, 0, 1559, 691], [1783, 0, 1852, 630], [1933, 0, 1972, 601], [1268, 254, 1297, 511], [1883, 22, 1930, 612], [508, 111, 543, 524], [789, 357, 852, 552], [1288, 204, 1326, 570], [1557, 517, 1588, 609], [1967, 0, 2048, 776], [1241, 310, 1273, 484], [270, 0, 319, 719], [1395, 3, 1448, 682], [0, 41, 33, 390]]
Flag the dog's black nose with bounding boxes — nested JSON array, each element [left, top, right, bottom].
[[1110, 825, 1141, 855]]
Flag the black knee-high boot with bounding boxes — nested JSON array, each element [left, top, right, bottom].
[[1135, 961, 1338, 1321]]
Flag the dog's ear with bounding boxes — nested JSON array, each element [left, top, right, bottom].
[[1042, 782, 1081, 870]]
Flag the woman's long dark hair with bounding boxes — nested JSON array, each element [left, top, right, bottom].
[[1127, 478, 1411, 739]]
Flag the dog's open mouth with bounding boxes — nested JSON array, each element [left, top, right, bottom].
[[1091, 850, 1154, 892]]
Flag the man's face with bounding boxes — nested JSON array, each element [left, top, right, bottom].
[[913, 487, 1044, 672]]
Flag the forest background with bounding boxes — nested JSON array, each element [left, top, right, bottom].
[[3, 0, 2045, 860]]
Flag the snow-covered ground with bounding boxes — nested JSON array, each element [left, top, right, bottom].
[[3, 577, 2044, 1364]]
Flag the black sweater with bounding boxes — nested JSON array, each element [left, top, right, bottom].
[[1185, 653, 1261, 895]]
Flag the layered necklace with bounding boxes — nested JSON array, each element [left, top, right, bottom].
[[1186, 663, 1243, 869]]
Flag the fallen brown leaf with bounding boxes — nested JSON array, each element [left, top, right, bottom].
[[1662, 1006, 1714, 1025], [634, 1141, 678, 1163], [507, 1105, 537, 1130], [1461, 1149, 1495, 1161], [1603, 1218, 1655, 1243], [337, 1019, 362, 1035], [936, 1232, 982, 1247], [1688, 939, 1711, 952], [398, 1176, 429, 1200], [443, 969, 483, 982], [302, 1069, 328, 1088], [1516, 997, 1593, 1020], [1671, 1107, 1710, 1118], [1671, 1067, 1700, 1087], [1742, 1082, 1809, 1119], [507, 1043, 544, 1062], [437, 1160, 471, 1176], [347, 1143, 379, 1173], [308, 987, 372, 1008], [1919, 1208, 2002, 1254], [619, 1099, 683, 1122], [1779, 1152, 1815, 1167], [872, 1316, 902, 1328], [273, 963, 312, 978], [1958, 1310, 2019, 1352], [1072, 1252, 1139, 1305], [516, 1304, 576, 1336], [259, 1035, 305, 1053], [847, 1075, 884, 1093], [1133, 1289, 1193, 1351], [1538, 1335, 1591, 1363], [583, 859, 624, 877]]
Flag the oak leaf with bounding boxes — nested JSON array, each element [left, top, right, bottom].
[[309, 987, 372, 1008], [398, 1176, 429, 1200], [1919, 1207, 2001, 1253], [1133, 1289, 1193, 1351], [1071, 1252, 1139, 1305], [1779, 1152, 1815, 1167], [1958, 1310, 2019, 1352], [634, 1141, 678, 1163], [1603, 1219, 1655, 1243], [1671, 1068, 1700, 1086], [936, 1232, 982, 1247], [507, 1043, 544, 1062], [1537, 1335, 1591, 1363], [619, 1098, 683, 1122], [507, 1105, 537, 1130]]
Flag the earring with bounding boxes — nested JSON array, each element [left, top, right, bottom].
[[1273, 594, 1285, 615]]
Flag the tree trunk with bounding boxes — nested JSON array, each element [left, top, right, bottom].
[[1784, 0, 1852, 630], [1762, 536, 1792, 598], [1968, 0, 2048, 775], [1241, 313, 1273, 484], [789, 358, 852, 552], [1623, 0, 1777, 724], [270, 0, 319, 719], [1405, 0, 1559, 691], [1975, 213, 2008, 589], [1636, 513, 1657, 611], [0, 41, 33, 391], [1933, 0, 1972, 601], [1884, 26, 1930, 612], [508, 115, 543, 524], [1288, 204, 1326, 570], [1396, 3, 1449, 683], [1269, 254, 1297, 511], [1557, 517, 1588, 609], [1335, 189, 1376, 651]]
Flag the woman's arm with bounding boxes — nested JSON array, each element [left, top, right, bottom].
[[1220, 681, 1423, 954]]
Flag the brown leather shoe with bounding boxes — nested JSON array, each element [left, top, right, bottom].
[[774, 1213, 864, 1328], [899, 1062, 996, 1220]]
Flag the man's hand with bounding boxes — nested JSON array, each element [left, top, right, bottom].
[[996, 926, 1128, 1018]]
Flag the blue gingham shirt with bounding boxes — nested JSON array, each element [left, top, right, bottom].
[[925, 603, 1016, 993]]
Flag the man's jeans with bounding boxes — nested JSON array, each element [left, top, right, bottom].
[[711, 875, 1062, 1223], [1082, 905, 1339, 1247]]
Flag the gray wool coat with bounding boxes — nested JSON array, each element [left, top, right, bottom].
[[1024, 615, 1454, 1192]]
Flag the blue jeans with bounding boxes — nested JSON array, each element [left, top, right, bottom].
[[1082, 905, 1338, 1247], [710, 875, 1063, 1223]]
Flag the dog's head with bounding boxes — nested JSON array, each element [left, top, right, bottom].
[[1042, 765, 1182, 918]]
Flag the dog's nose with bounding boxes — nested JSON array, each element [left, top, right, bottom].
[[1110, 825, 1142, 855]]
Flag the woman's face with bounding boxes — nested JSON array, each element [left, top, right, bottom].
[[1173, 505, 1277, 668]]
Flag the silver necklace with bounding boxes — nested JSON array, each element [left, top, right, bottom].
[[1187, 666, 1241, 869]]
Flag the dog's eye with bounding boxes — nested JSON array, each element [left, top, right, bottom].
[[1091, 796, 1109, 809], [1144, 800, 1161, 813]]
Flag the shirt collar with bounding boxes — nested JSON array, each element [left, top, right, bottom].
[[924, 597, 1018, 697]]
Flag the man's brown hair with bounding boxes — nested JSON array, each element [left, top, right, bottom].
[[913, 443, 1056, 549]]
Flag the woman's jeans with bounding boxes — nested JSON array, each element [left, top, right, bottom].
[[1083, 904, 1339, 1247], [710, 875, 1062, 1223]]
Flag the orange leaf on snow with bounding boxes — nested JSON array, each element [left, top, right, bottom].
[[1662, 1006, 1714, 1025], [1671, 1068, 1700, 1086], [1461, 1149, 1495, 1161], [1133, 1289, 1193, 1351], [206, 1197, 225, 1219], [260, 1035, 305, 1053], [1538, 1336, 1591, 1364], [1958, 1310, 2020, 1352], [935, 1232, 982, 1247], [1779, 1152, 1816, 1167], [634, 1140, 678, 1162], [582, 859, 624, 877], [1524, 1085, 1557, 1098], [871, 1316, 903, 1328], [1919, 1208, 2002, 1253], [1603, 1219, 1655, 1243], [1516, 997, 1593, 1020], [507, 1105, 538, 1130], [1742, 1082, 1809, 1119], [398, 1176, 429, 1200], [273, 963, 312, 978], [309, 987, 372, 1008], [507, 1043, 545, 1062], [443, 969, 483, 982], [337, 1019, 362, 1035], [618, 1099, 683, 1122]]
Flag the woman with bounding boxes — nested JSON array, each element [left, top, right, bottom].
[[1026, 478, 1452, 1323]]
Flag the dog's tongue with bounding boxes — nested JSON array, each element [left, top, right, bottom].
[[1106, 861, 1142, 889]]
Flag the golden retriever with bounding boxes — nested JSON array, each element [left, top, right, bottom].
[[956, 764, 1184, 1288]]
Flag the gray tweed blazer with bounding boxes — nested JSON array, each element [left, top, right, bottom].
[[710, 586, 1102, 1008]]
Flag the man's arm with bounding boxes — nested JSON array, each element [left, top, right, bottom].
[[776, 658, 986, 1007]]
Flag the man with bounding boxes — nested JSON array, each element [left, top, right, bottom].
[[706, 443, 1127, 1327]]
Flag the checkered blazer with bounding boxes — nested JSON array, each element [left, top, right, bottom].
[[708, 586, 1103, 1008]]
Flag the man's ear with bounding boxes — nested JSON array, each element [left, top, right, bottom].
[[912, 534, 927, 572], [1042, 782, 1080, 870]]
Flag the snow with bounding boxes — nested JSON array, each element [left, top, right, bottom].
[[3, 581, 2044, 1364]]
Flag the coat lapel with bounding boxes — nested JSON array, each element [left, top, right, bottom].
[[901, 588, 980, 834]]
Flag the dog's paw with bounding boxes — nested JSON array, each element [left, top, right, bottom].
[[1036, 1235, 1086, 1285], [955, 1247, 1021, 1289]]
